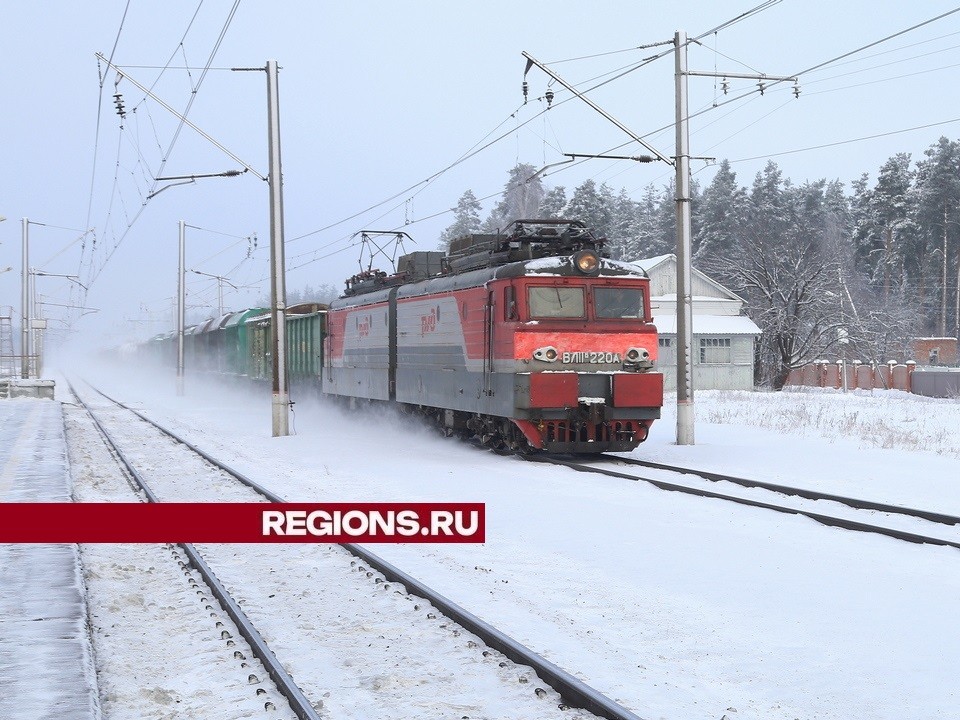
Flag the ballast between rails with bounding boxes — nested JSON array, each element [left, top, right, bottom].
[[80, 380, 648, 720], [523, 454, 960, 551], [67, 379, 323, 720]]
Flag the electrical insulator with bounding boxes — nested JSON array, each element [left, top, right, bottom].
[[545, 88, 554, 107], [721, 78, 729, 95], [113, 93, 126, 119], [793, 83, 801, 98], [522, 80, 528, 103], [757, 82, 765, 96]]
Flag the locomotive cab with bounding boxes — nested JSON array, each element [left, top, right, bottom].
[[492, 265, 662, 453]]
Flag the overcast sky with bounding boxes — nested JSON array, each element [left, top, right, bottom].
[[2, 1, 960, 349]]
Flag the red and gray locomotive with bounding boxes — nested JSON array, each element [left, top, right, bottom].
[[324, 219, 663, 453]]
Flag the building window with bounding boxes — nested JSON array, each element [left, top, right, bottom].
[[700, 337, 731, 363], [659, 338, 672, 348]]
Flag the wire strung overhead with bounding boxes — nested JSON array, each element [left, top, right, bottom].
[[79, 0, 243, 301]]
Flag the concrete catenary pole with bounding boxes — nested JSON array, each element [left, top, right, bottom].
[[266, 59, 290, 437], [177, 220, 186, 396], [33, 272, 42, 378], [21, 218, 30, 379], [674, 31, 695, 445]]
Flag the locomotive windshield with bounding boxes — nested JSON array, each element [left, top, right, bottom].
[[528, 287, 585, 318], [594, 287, 645, 319]]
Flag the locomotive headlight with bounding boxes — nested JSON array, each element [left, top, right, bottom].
[[533, 346, 559, 362], [573, 250, 600, 275], [625, 347, 650, 363]]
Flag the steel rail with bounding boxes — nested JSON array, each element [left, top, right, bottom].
[[80, 380, 647, 720], [523, 454, 960, 551], [67, 380, 323, 720], [609, 456, 960, 526]]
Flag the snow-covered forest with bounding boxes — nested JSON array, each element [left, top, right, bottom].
[[440, 138, 960, 386]]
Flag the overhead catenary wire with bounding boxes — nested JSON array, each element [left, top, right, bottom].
[[130, 1, 205, 111], [567, 8, 960, 193], [728, 116, 960, 164], [80, 2, 205, 286], [699, 6, 960, 118], [288, 1, 789, 242], [286, 102, 535, 244], [475, 8, 957, 232], [793, 58, 960, 96], [204, 0, 785, 281], [82, 0, 244, 296], [231, 3, 931, 293], [135, 0, 244, 195], [798, 28, 960, 75], [79, 3, 960, 327]]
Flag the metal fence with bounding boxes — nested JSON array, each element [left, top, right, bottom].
[[910, 368, 960, 398], [785, 360, 960, 398]]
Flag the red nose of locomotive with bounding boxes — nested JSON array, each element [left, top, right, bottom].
[[511, 329, 662, 452]]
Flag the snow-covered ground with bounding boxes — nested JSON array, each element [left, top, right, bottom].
[[61, 366, 960, 720], [66, 389, 592, 720]]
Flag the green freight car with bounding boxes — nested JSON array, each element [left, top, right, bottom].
[[223, 308, 269, 377], [246, 303, 326, 385]]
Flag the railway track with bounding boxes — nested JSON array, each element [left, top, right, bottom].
[[67, 379, 322, 720], [523, 453, 960, 551], [70, 379, 647, 720]]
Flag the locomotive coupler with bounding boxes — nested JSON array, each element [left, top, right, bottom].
[[577, 398, 606, 426]]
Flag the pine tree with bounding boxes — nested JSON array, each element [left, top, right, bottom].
[[539, 185, 568, 219], [914, 136, 960, 335], [565, 179, 610, 236], [608, 188, 640, 260], [632, 184, 664, 259], [747, 161, 792, 244], [650, 181, 677, 258], [693, 159, 747, 268], [877, 153, 917, 290], [481, 163, 545, 232], [438, 189, 482, 249]]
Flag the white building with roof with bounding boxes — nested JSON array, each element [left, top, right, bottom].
[[631, 254, 761, 391]]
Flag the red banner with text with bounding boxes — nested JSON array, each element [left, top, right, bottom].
[[0, 503, 485, 543]]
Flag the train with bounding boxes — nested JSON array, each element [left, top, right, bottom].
[[141, 219, 663, 453]]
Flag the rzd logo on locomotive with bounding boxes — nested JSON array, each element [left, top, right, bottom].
[[357, 314, 373, 338], [420, 306, 440, 336]]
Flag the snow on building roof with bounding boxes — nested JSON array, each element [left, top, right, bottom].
[[650, 295, 740, 303], [652, 313, 761, 336], [629, 254, 673, 272], [629, 253, 745, 303]]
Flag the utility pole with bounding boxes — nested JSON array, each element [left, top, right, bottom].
[[884, 226, 892, 301], [190, 269, 238, 316], [30, 271, 83, 377], [21, 218, 29, 379], [955, 249, 960, 344], [524, 38, 794, 444], [33, 278, 43, 378], [95, 53, 291, 436], [941, 203, 948, 337], [216, 277, 224, 317], [178, 220, 186, 396], [673, 34, 796, 442], [674, 31, 695, 445], [266, 59, 290, 437]]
